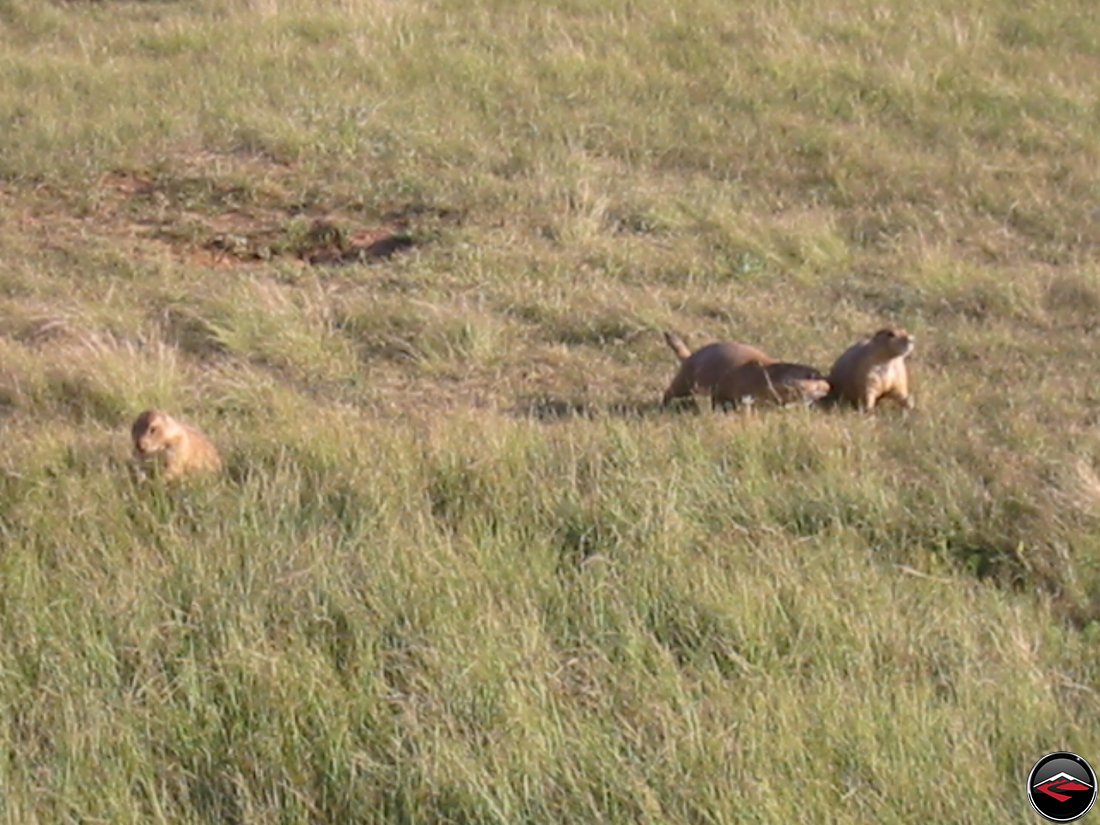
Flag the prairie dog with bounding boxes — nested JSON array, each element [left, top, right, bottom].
[[662, 331, 774, 406], [131, 409, 222, 481], [824, 327, 915, 411], [711, 361, 831, 411]]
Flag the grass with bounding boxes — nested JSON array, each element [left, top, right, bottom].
[[1, 0, 1100, 821]]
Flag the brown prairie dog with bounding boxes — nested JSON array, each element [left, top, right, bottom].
[[662, 331, 774, 406], [131, 409, 222, 481], [824, 326, 915, 411], [711, 361, 831, 411]]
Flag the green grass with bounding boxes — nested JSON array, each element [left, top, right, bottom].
[[2, 0, 1100, 821]]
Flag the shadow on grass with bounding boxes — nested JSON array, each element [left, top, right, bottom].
[[511, 395, 866, 422], [512, 396, 704, 422]]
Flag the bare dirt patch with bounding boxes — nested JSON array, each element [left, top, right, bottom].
[[7, 151, 441, 270], [203, 217, 416, 267], [105, 167, 422, 268]]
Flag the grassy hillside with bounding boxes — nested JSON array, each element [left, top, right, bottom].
[[1, 0, 1099, 821]]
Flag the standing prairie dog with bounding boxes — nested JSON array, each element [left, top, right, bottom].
[[824, 327, 915, 411], [131, 409, 222, 481], [711, 361, 831, 411], [662, 331, 774, 406]]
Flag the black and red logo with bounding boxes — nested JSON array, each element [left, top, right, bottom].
[[1027, 752, 1097, 822]]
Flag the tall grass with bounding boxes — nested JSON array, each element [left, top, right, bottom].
[[1, 0, 1099, 821]]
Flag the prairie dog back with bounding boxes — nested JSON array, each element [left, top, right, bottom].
[[662, 331, 774, 406], [712, 361, 831, 410]]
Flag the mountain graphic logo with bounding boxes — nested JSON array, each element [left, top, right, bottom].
[[1035, 772, 1093, 803], [1027, 752, 1098, 822]]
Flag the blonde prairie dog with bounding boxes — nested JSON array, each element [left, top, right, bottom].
[[711, 361, 831, 411], [131, 409, 222, 481], [824, 327, 915, 411], [662, 331, 775, 406]]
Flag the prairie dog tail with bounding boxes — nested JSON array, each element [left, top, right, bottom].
[[663, 331, 691, 361]]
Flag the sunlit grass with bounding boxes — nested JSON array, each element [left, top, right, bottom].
[[1, 0, 1099, 821]]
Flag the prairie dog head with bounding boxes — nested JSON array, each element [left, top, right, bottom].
[[870, 327, 915, 359], [767, 363, 831, 404], [791, 377, 832, 403], [131, 409, 184, 456]]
